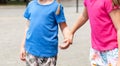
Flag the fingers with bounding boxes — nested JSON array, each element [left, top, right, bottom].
[[59, 43, 70, 49], [59, 39, 70, 49], [20, 52, 26, 61], [69, 34, 73, 44], [69, 39, 73, 44], [20, 49, 26, 61]]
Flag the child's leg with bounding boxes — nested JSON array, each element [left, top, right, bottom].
[[26, 52, 57, 66]]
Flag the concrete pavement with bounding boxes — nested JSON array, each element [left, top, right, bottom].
[[0, 4, 90, 66]]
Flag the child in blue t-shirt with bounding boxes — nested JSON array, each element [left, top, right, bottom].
[[20, 0, 71, 66]]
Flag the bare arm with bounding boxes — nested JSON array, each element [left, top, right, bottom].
[[59, 22, 70, 39], [20, 20, 29, 61], [59, 7, 88, 49], [59, 22, 71, 49], [20, 20, 29, 49], [109, 9, 120, 66], [71, 7, 89, 34]]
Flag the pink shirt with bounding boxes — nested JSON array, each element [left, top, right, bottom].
[[84, 0, 119, 51]]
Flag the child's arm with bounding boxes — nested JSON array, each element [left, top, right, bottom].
[[66, 7, 88, 47], [59, 22, 72, 49], [20, 20, 29, 61], [70, 7, 88, 35], [109, 9, 120, 66], [59, 7, 88, 49]]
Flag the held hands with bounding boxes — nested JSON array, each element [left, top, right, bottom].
[[59, 32, 73, 49], [59, 39, 71, 49]]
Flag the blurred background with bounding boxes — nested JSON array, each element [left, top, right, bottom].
[[0, 0, 29, 5], [0, 0, 83, 6]]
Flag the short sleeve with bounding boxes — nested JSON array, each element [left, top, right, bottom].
[[23, 3, 31, 20], [84, 0, 87, 7], [55, 4, 66, 24], [105, 0, 119, 13]]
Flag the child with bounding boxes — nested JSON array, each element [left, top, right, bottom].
[[20, 0, 71, 66], [70, 0, 120, 66]]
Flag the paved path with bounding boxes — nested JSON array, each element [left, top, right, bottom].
[[61, 0, 83, 7], [0, 4, 90, 66]]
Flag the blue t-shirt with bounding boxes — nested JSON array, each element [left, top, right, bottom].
[[24, 0, 66, 57]]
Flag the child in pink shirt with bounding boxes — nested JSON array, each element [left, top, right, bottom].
[[68, 0, 120, 66]]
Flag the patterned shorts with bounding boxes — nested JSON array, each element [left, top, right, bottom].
[[90, 48, 118, 66], [26, 52, 57, 66]]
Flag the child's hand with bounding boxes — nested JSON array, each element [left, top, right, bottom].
[[59, 39, 71, 49], [59, 32, 74, 49], [20, 47, 26, 61]]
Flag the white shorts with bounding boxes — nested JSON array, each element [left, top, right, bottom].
[[90, 48, 118, 66]]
